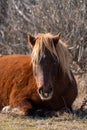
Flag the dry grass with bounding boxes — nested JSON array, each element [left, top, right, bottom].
[[0, 111, 87, 130], [0, 74, 87, 130]]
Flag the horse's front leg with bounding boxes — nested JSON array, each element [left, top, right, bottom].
[[1, 100, 33, 116]]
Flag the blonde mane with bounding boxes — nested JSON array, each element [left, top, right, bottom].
[[32, 33, 71, 79]]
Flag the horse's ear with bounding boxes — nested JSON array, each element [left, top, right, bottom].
[[53, 33, 61, 46], [28, 33, 36, 48]]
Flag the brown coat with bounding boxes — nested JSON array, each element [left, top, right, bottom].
[[0, 54, 78, 115]]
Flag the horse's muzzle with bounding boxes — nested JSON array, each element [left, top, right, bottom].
[[38, 86, 53, 100]]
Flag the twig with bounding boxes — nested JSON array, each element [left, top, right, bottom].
[[80, 96, 87, 110], [12, 0, 31, 23]]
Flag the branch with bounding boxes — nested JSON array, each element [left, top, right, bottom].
[[12, 0, 31, 23]]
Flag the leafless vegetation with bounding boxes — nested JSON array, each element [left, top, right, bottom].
[[0, 0, 87, 71]]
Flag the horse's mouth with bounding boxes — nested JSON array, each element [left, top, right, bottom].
[[38, 90, 53, 101]]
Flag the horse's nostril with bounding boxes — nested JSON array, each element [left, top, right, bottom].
[[49, 87, 53, 93], [38, 87, 53, 95], [38, 87, 43, 95], [38, 86, 53, 100]]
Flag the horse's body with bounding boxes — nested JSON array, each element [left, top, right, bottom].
[[0, 33, 78, 115]]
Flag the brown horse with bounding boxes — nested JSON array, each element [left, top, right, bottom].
[[0, 33, 78, 115]]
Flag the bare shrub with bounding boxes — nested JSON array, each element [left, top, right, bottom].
[[0, 0, 87, 71]]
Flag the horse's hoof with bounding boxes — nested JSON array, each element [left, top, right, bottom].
[[1, 106, 25, 116], [1, 105, 11, 113]]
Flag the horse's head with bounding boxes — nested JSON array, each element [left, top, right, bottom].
[[28, 33, 61, 100]]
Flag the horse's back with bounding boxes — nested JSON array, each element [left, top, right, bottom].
[[0, 55, 32, 81]]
